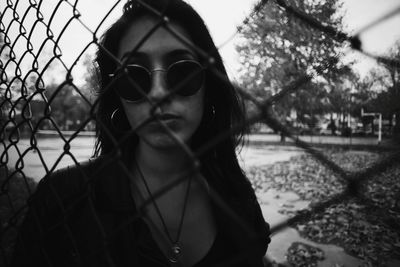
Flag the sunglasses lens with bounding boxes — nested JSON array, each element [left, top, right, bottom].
[[168, 61, 204, 96], [115, 66, 150, 101]]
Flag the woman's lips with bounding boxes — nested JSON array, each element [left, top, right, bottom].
[[146, 114, 181, 127], [155, 114, 180, 121]]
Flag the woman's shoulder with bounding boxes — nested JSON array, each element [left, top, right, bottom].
[[32, 155, 118, 205]]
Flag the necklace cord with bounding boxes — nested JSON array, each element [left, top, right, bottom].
[[133, 158, 192, 245]]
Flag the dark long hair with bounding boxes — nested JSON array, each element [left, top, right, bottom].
[[93, 0, 254, 199]]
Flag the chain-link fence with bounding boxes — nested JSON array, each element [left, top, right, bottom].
[[1, 0, 400, 266]]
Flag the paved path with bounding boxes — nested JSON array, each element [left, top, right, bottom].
[[248, 133, 391, 146], [3, 133, 395, 182]]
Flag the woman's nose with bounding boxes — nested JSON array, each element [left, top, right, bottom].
[[147, 70, 170, 102]]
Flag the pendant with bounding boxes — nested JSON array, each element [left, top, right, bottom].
[[168, 243, 182, 263]]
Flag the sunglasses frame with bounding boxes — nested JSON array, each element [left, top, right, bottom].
[[109, 59, 205, 103]]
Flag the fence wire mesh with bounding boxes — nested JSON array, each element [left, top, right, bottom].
[[1, 0, 400, 266]]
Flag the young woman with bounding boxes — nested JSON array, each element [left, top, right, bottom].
[[12, 0, 270, 266]]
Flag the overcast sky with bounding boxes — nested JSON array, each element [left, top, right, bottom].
[[5, 0, 400, 85]]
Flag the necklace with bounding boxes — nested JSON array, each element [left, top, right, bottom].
[[134, 158, 192, 264]]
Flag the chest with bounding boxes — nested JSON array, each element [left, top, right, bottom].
[[135, 179, 217, 266], [62, 184, 260, 267]]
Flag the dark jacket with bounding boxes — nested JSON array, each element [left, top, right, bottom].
[[11, 155, 270, 266]]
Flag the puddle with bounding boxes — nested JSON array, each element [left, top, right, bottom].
[[258, 189, 362, 266]]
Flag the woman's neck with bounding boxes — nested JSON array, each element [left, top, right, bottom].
[[134, 141, 195, 183]]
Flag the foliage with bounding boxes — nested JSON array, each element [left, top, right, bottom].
[[286, 242, 325, 267], [31, 53, 98, 132], [236, 0, 355, 125], [40, 82, 94, 131], [0, 33, 10, 128], [364, 43, 400, 135], [2, 82, 94, 134], [1, 46, 97, 133], [81, 53, 100, 95]]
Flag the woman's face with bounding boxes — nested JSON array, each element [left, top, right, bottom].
[[117, 16, 205, 149]]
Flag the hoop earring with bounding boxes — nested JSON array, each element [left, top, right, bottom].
[[110, 108, 131, 132]]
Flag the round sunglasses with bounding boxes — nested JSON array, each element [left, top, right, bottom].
[[110, 60, 205, 102]]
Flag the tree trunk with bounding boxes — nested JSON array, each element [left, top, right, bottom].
[[393, 111, 400, 142], [280, 132, 286, 143]]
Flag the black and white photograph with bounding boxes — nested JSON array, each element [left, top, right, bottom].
[[1, 0, 400, 266]]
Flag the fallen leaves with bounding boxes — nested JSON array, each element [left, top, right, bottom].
[[247, 148, 400, 266], [286, 242, 325, 267]]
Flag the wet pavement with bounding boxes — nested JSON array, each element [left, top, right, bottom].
[[3, 136, 96, 181], [257, 189, 362, 266], [238, 146, 364, 266], [4, 136, 308, 182]]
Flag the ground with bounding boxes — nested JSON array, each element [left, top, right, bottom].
[[2, 136, 400, 266], [246, 148, 400, 267]]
